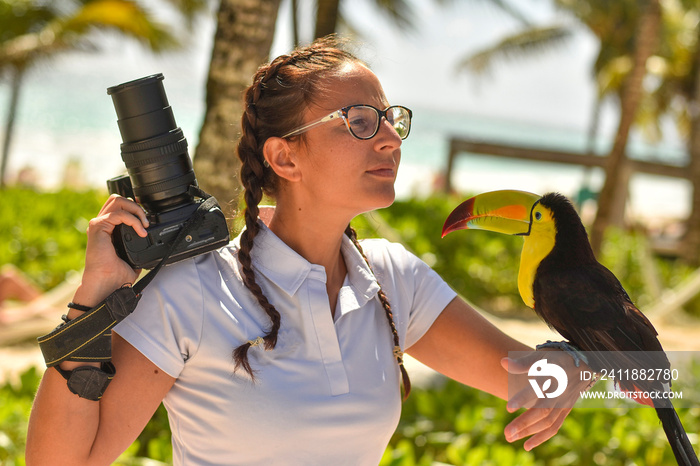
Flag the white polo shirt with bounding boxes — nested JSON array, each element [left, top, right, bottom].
[[114, 222, 457, 465]]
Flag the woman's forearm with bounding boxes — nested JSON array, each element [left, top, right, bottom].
[[26, 367, 102, 465]]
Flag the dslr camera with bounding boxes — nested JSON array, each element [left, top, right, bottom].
[[106, 74, 229, 269]]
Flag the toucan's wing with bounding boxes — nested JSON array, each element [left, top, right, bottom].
[[534, 263, 665, 353], [534, 263, 669, 390]]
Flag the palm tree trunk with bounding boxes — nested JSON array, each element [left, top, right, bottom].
[[193, 0, 281, 221], [589, 0, 660, 255], [1, 65, 25, 189], [681, 38, 700, 265], [314, 0, 340, 39], [291, 0, 300, 46]]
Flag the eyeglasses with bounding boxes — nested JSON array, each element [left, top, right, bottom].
[[281, 104, 412, 140]]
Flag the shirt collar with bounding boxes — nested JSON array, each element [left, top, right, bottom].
[[238, 221, 314, 296], [234, 221, 380, 304], [340, 235, 381, 308]]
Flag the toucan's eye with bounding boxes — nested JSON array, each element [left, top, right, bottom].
[[534, 211, 542, 221]]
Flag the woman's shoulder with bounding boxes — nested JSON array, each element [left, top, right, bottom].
[[359, 237, 411, 255], [358, 238, 418, 270], [147, 241, 240, 286]]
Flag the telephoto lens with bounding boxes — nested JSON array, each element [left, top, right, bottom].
[[107, 74, 196, 212]]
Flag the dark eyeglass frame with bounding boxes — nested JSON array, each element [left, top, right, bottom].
[[281, 104, 413, 140]]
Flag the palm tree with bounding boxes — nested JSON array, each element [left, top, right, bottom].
[[685, 48, 700, 262], [315, 0, 341, 39], [589, 0, 661, 254], [192, 0, 282, 215], [644, 0, 700, 263], [0, 0, 203, 188], [311, 0, 422, 43]]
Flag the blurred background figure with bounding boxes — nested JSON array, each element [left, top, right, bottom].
[[0, 264, 41, 308]]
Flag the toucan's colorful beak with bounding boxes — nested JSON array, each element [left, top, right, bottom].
[[442, 190, 542, 237]]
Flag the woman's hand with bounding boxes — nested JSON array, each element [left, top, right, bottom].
[[72, 194, 149, 308], [501, 349, 592, 451]]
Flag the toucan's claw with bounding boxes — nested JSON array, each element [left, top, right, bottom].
[[536, 340, 589, 367]]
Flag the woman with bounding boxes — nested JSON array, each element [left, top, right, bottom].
[[26, 37, 585, 465]]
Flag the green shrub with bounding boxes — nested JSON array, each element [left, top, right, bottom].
[[355, 195, 527, 318], [0, 366, 172, 465], [0, 188, 105, 290], [0, 367, 40, 465]]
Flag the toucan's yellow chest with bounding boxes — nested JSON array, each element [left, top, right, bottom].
[[517, 208, 557, 308]]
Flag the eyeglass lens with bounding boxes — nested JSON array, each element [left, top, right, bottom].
[[346, 106, 411, 140]]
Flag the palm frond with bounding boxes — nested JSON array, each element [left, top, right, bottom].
[[371, 0, 417, 32], [456, 25, 574, 75], [595, 55, 632, 97], [463, 0, 532, 26], [158, 0, 211, 29], [0, 0, 55, 41], [61, 0, 180, 51], [0, 0, 180, 69]]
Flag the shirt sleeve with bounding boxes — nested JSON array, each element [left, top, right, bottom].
[[363, 239, 457, 350], [113, 257, 204, 378]]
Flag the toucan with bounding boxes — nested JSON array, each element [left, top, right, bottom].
[[442, 190, 699, 466]]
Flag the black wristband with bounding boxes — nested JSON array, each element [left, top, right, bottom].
[[67, 301, 93, 312], [40, 285, 141, 367]]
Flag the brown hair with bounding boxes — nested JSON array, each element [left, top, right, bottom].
[[234, 36, 410, 400]]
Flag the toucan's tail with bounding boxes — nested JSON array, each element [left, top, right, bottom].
[[655, 399, 699, 466]]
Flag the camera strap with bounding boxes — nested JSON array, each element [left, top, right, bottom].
[[38, 187, 222, 371]]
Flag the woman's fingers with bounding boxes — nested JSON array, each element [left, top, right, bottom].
[[505, 406, 569, 441], [90, 210, 148, 238], [93, 195, 149, 237], [501, 348, 593, 450], [506, 407, 568, 451], [522, 409, 568, 451], [81, 195, 149, 286]]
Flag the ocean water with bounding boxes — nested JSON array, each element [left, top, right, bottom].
[[1, 49, 691, 225]]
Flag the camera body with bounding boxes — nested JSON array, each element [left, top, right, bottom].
[[107, 174, 230, 269], [106, 74, 229, 270]]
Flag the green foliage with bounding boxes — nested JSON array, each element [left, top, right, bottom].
[[381, 380, 536, 466], [0, 366, 40, 465], [114, 403, 172, 465], [0, 366, 172, 465], [597, 227, 700, 316], [0, 187, 105, 290], [356, 195, 527, 317]]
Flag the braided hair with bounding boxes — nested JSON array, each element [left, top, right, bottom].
[[234, 36, 411, 400]]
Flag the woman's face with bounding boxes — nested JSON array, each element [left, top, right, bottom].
[[290, 63, 403, 218]]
